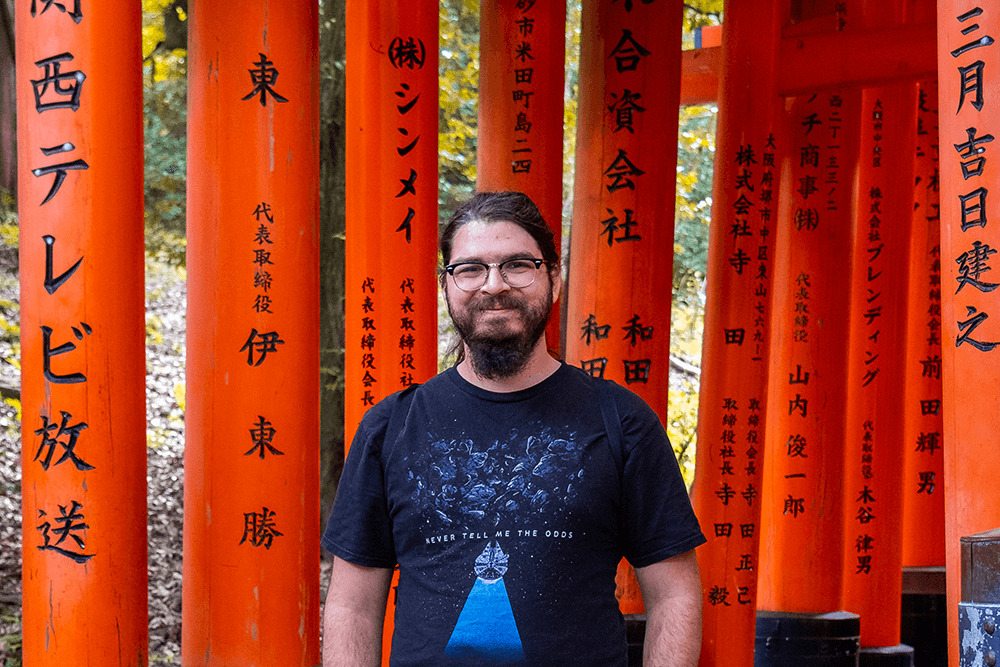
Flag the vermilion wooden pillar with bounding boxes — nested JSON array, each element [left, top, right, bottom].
[[936, 5, 1000, 664], [183, 3, 320, 664], [839, 84, 916, 648], [478, 0, 565, 352], [689, 0, 782, 662], [566, 0, 682, 615], [758, 90, 859, 612], [18, 3, 148, 664], [901, 80, 944, 568], [345, 0, 438, 661]]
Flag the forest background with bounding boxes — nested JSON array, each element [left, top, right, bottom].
[[0, 0, 721, 662]]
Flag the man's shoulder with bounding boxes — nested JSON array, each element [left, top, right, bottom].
[[557, 366, 664, 447], [559, 364, 655, 415], [361, 369, 454, 425], [359, 383, 420, 432]]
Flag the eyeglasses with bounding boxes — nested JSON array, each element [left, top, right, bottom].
[[445, 258, 548, 292]]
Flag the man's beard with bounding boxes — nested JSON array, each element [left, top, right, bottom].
[[447, 287, 553, 381]]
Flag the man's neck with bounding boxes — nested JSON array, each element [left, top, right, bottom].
[[456, 339, 561, 393]]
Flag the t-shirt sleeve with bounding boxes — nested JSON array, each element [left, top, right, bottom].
[[321, 401, 397, 569], [616, 390, 706, 569]]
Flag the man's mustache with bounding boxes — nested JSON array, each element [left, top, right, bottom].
[[467, 295, 526, 313]]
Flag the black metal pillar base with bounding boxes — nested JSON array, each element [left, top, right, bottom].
[[624, 615, 645, 667], [859, 644, 914, 667], [754, 610, 860, 666], [900, 593, 947, 666]]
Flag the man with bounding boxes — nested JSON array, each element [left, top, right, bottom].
[[323, 191, 705, 666]]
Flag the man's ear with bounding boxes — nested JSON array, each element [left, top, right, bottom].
[[550, 267, 563, 303]]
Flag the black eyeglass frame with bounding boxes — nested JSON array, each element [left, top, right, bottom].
[[444, 257, 549, 292]]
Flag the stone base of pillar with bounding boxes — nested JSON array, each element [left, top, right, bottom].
[[859, 644, 914, 667], [754, 610, 860, 666]]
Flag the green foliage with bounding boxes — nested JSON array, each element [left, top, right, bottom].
[[143, 1, 188, 265], [561, 2, 582, 236], [439, 0, 480, 219], [674, 104, 716, 305], [670, 3, 721, 479], [0, 615, 22, 667]]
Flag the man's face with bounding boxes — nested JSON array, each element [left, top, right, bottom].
[[444, 220, 559, 378]]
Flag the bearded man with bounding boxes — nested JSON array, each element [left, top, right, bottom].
[[322, 191, 705, 666]]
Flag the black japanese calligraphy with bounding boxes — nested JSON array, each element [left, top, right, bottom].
[[32, 53, 85, 113], [241, 53, 289, 106], [37, 501, 93, 563]]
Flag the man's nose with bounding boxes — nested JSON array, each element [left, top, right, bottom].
[[480, 265, 511, 294]]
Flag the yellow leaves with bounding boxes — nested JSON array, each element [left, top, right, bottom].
[[142, 0, 186, 82], [152, 49, 187, 83], [439, 0, 480, 186], [141, 22, 165, 60]]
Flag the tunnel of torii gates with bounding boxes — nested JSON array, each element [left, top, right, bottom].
[[14, 0, 1000, 664]]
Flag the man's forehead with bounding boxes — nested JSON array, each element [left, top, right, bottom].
[[449, 220, 541, 260]]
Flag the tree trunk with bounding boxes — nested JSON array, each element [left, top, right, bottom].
[[0, 0, 15, 196], [319, 0, 347, 523]]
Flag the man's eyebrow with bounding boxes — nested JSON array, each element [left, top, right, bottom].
[[449, 252, 536, 264]]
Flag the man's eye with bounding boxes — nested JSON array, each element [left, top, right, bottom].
[[504, 260, 534, 273], [454, 265, 484, 277]]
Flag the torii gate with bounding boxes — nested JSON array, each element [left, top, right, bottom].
[[14, 0, 997, 665]]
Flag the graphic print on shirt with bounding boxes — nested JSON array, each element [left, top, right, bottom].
[[406, 425, 587, 528], [445, 542, 524, 660], [404, 424, 588, 661]]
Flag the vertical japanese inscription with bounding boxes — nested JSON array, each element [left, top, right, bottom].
[[951, 8, 998, 351], [30, 4, 96, 564], [576, 0, 657, 388], [234, 49, 297, 552], [911, 86, 943, 507], [510, 2, 537, 174]]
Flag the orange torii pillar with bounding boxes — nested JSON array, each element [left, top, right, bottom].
[[17, 2, 148, 663], [344, 0, 439, 661], [839, 85, 916, 661], [565, 0, 682, 616], [758, 91, 860, 615], [901, 81, 944, 570], [936, 5, 1000, 664], [689, 0, 782, 664], [478, 0, 565, 352], [183, 3, 320, 664]]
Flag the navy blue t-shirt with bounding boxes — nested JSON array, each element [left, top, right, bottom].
[[323, 363, 705, 666]]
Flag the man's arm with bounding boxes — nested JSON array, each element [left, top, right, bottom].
[[634, 549, 703, 667], [322, 556, 394, 667]]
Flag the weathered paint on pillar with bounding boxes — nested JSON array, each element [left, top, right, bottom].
[[689, 0, 782, 662], [478, 0, 565, 353], [345, 0, 439, 661], [183, 3, 320, 664], [17, 1, 148, 663], [901, 80, 945, 568], [839, 84, 916, 648], [758, 90, 859, 613], [566, 0, 682, 615], [936, 5, 1000, 664]]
